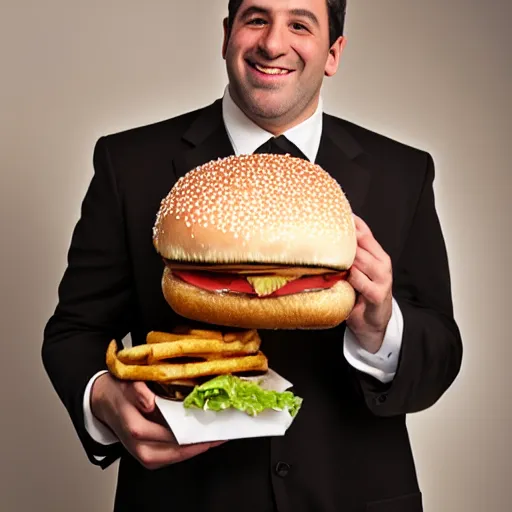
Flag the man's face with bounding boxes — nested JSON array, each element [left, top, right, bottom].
[[223, 0, 344, 133]]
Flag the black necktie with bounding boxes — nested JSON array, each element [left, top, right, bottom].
[[254, 135, 309, 161]]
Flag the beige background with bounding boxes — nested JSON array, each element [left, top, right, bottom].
[[0, 0, 510, 510]]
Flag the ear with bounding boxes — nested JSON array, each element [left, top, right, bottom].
[[324, 36, 346, 77], [222, 17, 229, 60]]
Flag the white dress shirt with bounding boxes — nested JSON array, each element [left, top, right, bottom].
[[82, 87, 404, 449]]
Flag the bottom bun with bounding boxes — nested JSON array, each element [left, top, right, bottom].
[[162, 267, 355, 330]]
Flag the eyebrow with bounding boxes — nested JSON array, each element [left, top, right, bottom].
[[239, 6, 269, 20], [239, 6, 320, 28], [289, 9, 320, 27]]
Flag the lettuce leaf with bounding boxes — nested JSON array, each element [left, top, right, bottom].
[[183, 374, 302, 417]]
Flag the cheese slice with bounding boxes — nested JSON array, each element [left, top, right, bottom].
[[246, 275, 298, 297], [165, 261, 339, 277]]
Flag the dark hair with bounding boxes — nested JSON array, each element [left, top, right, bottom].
[[227, 0, 347, 47]]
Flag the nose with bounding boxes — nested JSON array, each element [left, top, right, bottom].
[[257, 23, 287, 60]]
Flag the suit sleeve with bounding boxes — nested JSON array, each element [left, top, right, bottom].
[[354, 153, 463, 416], [42, 137, 132, 468]]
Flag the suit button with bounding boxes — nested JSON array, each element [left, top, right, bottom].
[[275, 461, 291, 478], [376, 394, 387, 404]]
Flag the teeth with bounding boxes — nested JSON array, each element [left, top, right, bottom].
[[254, 63, 289, 75]]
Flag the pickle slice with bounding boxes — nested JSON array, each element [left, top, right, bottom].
[[246, 275, 298, 297]]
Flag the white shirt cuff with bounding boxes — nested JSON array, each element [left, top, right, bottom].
[[343, 297, 404, 383], [83, 370, 119, 448]]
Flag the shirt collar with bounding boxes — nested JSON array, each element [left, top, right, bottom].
[[221, 86, 323, 162]]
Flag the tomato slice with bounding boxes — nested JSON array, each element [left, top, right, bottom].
[[174, 271, 254, 294], [173, 270, 347, 297]]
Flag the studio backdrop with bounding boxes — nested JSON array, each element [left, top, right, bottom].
[[0, 1, 510, 510]]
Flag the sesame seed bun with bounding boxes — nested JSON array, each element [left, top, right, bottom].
[[153, 153, 357, 329]]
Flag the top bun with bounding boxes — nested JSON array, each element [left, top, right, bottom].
[[153, 153, 356, 270]]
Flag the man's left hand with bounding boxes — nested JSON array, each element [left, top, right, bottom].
[[346, 215, 393, 354]]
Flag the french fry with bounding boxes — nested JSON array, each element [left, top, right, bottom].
[[146, 330, 223, 344], [116, 347, 224, 365], [187, 329, 224, 340], [117, 344, 152, 365], [147, 337, 260, 365], [106, 326, 266, 397], [169, 326, 224, 340], [106, 340, 268, 382], [223, 329, 258, 343]]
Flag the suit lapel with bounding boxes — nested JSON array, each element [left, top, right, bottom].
[[173, 103, 371, 215], [315, 114, 371, 215], [173, 99, 235, 180]]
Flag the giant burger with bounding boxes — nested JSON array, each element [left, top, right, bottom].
[[152, 153, 356, 330]]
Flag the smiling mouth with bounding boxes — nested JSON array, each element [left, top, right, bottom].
[[247, 60, 292, 76]]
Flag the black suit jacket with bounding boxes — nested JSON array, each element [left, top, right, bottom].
[[42, 99, 462, 512]]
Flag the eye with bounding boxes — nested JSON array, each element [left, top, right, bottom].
[[291, 22, 308, 31], [247, 17, 267, 26]]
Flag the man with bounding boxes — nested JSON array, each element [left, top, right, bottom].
[[42, 0, 462, 511]]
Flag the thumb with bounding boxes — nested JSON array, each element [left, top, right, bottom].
[[131, 381, 156, 413]]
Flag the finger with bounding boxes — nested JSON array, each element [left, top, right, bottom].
[[112, 397, 176, 444], [353, 214, 371, 234], [347, 266, 381, 305], [353, 216, 390, 265], [133, 381, 157, 412], [133, 439, 223, 470], [177, 440, 226, 461], [353, 246, 376, 281], [123, 414, 177, 444], [123, 381, 156, 414], [145, 406, 170, 427], [208, 440, 227, 448], [352, 214, 367, 236], [353, 246, 390, 285], [349, 266, 391, 306], [131, 441, 181, 470]]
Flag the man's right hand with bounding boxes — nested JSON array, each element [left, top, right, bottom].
[[90, 373, 224, 470]]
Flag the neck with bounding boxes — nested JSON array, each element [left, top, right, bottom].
[[228, 86, 320, 136]]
